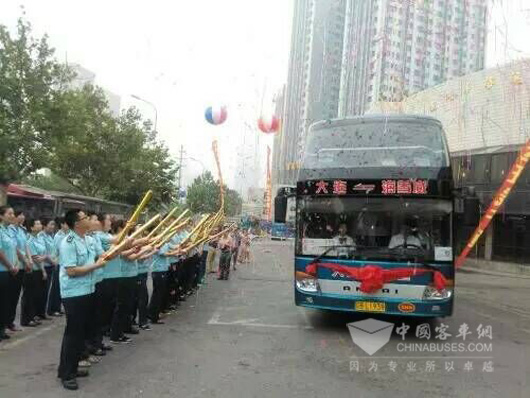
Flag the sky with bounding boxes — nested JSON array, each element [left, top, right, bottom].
[[0, 0, 294, 190], [1, 0, 529, 191]]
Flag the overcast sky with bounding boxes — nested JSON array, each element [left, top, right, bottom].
[[1, 0, 529, 189]]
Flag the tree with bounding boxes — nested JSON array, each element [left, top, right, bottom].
[[47, 88, 177, 208], [186, 171, 243, 217], [186, 171, 220, 214], [224, 187, 243, 217], [0, 16, 72, 204]]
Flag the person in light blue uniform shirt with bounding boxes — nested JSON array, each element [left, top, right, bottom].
[[0, 206, 20, 341], [37, 218, 57, 320], [7, 210, 32, 330], [24, 219, 49, 326], [109, 219, 138, 343], [57, 209, 107, 390], [147, 241, 172, 324], [48, 217, 69, 316], [85, 215, 106, 356], [94, 214, 118, 342]]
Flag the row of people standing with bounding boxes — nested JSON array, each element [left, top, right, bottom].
[[0, 207, 64, 343], [1, 206, 237, 390], [55, 209, 212, 390]]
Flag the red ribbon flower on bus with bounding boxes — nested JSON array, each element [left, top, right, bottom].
[[305, 262, 447, 294]]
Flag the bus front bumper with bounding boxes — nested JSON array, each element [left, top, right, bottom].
[[295, 289, 453, 317]]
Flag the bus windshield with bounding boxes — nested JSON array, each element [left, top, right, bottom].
[[302, 120, 449, 169], [297, 196, 452, 262]]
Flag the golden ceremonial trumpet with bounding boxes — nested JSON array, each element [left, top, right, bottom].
[[178, 214, 210, 248], [154, 219, 190, 249], [116, 190, 153, 244], [151, 210, 190, 245], [146, 206, 182, 239], [102, 213, 160, 261]]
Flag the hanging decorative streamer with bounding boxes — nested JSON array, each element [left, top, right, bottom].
[[263, 146, 272, 222], [456, 140, 530, 268]]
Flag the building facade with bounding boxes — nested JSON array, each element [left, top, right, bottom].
[[339, 0, 487, 117], [372, 59, 530, 263], [275, 0, 346, 188]]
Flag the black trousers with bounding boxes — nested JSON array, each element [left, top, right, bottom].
[[21, 271, 38, 325], [47, 265, 62, 315], [36, 266, 53, 318], [219, 251, 232, 280], [0, 272, 10, 333], [100, 278, 118, 333], [86, 283, 104, 351], [7, 270, 24, 326], [165, 265, 178, 309], [110, 277, 135, 340], [58, 294, 91, 380], [148, 271, 167, 322], [135, 273, 149, 326]]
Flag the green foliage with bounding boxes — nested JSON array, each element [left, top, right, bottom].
[[185, 171, 220, 214], [0, 17, 72, 184], [0, 15, 177, 208], [186, 171, 242, 217]]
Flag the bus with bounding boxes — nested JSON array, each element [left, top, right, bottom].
[[294, 115, 456, 317], [272, 186, 296, 240], [7, 183, 131, 220]]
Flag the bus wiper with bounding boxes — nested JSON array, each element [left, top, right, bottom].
[[309, 245, 357, 265]]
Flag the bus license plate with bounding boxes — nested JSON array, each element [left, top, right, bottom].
[[355, 301, 386, 313]]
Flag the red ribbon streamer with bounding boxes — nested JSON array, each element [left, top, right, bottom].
[[305, 263, 447, 294]]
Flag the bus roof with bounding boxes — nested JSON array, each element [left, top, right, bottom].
[[309, 114, 443, 131]]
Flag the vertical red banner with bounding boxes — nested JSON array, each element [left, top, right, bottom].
[[456, 140, 530, 268], [264, 146, 272, 221]]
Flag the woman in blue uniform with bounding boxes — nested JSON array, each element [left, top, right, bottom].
[[37, 218, 57, 320], [25, 219, 50, 326], [0, 206, 20, 341]]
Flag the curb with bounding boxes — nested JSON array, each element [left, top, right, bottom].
[[458, 266, 530, 279]]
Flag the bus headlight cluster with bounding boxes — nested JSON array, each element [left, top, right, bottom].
[[423, 286, 453, 300], [296, 276, 319, 293]]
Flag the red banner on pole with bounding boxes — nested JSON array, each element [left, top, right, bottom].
[[455, 140, 530, 268]]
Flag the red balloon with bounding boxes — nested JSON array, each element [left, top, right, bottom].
[[258, 115, 280, 134]]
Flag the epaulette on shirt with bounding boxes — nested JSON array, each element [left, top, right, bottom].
[[66, 236, 74, 243]]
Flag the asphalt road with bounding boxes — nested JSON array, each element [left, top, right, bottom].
[[0, 239, 529, 398]]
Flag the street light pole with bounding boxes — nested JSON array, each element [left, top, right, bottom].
[[131, 94, 158, 132]]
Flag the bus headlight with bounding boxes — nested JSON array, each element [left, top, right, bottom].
[[296, 271, 319, 293], [423, 286, 453, 300]]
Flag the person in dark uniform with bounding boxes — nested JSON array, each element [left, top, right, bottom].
[[57, 209, 108, 390]]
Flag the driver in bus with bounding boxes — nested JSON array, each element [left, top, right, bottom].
[[333, 223, 355, 258], [388, 217, 426, 249]]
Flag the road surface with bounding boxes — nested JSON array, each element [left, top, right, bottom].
[[0, 239, 529, 397]]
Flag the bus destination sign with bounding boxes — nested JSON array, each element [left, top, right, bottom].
[[297, 179, 439, 196]]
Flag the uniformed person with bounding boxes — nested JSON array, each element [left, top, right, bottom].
[[109, 219, 139, 343], [9, 211, 33, 329], [25, 219, 49, 325], [94, 213, 118, 345], [147, 240, 172, 324], [37, 218, 57, 319], [0, 206, 20, 341], [48, 217, 68, 317], [57, 209, 108, 391], [85, 214, 106, 356]]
